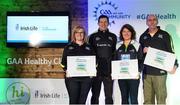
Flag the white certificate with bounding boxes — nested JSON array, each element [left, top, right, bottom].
[[144, 47, 176, 71], [67, 56, 96, 77], [111, 59, 139, 79]]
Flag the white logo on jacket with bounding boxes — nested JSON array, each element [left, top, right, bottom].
[[95, 37, 101, 41], [143, 36, 148, 40], [85, 47, 90, 50], [108, 36, 113, 41], [158, 34, 163, 39], [68, 46, 74, 50]]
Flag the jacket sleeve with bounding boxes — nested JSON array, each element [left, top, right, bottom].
[[165, 33, 179, 68], [61, 47, 67, 71], [112, 50, 118, 61], [88, 35, 94, 48], [112, 35, 117, 59], [139, 34, 148, 64], [137, 45, 144, 72], [139, 35, 144, 48], [89, 45, 98, 68]]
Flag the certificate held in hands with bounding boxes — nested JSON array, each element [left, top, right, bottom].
[[111, 59, 139, 79], [67, 56, 96, 77], [144, 47, 176, 71]]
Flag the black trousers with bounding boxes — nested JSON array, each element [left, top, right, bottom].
[[91, 76, 113, 104], [65, 77, 92, 104], [118, 79, 139, 105]]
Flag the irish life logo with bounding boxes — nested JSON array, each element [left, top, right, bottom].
[[6, 82, 30, 105]]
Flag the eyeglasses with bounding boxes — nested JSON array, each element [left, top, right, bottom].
[[75, 32, 84, 34]]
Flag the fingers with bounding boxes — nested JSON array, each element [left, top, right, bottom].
[[168, 67, 177, 74], [143, 47, 148, 53]]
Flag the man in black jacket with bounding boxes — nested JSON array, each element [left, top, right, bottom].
[[88, 15, 117, 104], [139, 14, 178, 105]]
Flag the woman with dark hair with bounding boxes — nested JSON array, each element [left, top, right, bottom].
[[61, 25, 95, 104], [115, 24, 143, 104]]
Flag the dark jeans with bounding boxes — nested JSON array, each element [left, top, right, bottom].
[[65, 77, 92, 104], [91, 76, 113, 104], [118, 79, 139, 105]]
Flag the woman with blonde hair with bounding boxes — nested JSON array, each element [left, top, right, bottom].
[[61, 25, 95, 104]]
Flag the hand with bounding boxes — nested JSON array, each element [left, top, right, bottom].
[[143, 47, 148, 53], [65, 71, 70, 77], [168, 66, 177, 74], [135, 72, 141, 79]]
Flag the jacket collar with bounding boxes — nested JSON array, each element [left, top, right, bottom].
[[119, 40, 136, 45], [71, 42, 86, 47], [98, 29, 109, 33], [144, 26, 161, 34]]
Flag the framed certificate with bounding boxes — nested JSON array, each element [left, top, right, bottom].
[[144, 47, 176, 71], [111, 59, 139, 79], [67, 56, 96, 77]]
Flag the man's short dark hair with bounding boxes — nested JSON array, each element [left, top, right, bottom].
[[98, 15, 109, 23]]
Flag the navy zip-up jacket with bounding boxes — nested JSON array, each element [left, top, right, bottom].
[[88, 29, 117, 77], [61, 42, 95, 71], [139, 27, 178, 75], [114, 40, 144, 72]]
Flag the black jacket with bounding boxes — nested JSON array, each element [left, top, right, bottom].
[[139, 26, 178, 75], [88, 29, 117, 77], [114, 40, 144, 72], [61, 42, 95, 70]]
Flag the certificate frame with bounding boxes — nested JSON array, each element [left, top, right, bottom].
[[144, 47, 176, 71], [111, 59, 139, 79], [67, 56, 96, 77]]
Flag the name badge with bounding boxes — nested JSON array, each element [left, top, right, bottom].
[[121, 54, 130, 60]]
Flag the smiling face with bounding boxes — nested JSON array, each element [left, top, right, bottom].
[[98, 17, 109, 31], [74, 28, 84, 42], [122, 28, 132, 41], [119, 24, 136, 41], [146, 15, 158, 29], [71, 26, 86, 43]]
